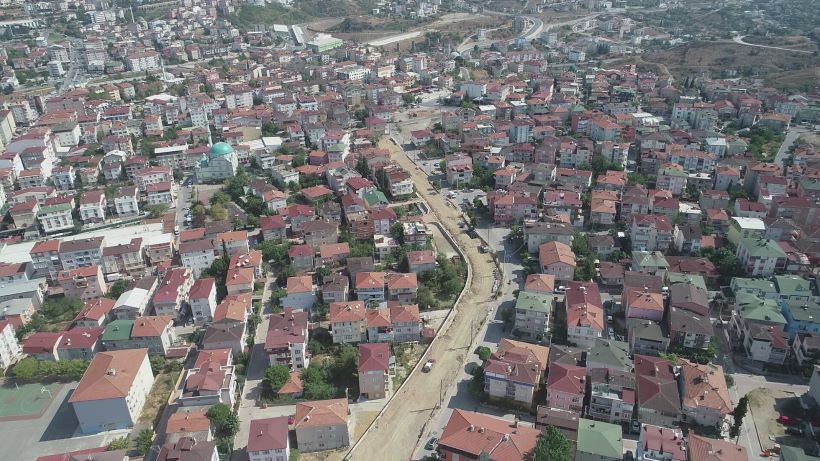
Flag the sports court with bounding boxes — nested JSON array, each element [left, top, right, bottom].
[[0, 383, 61, 420]]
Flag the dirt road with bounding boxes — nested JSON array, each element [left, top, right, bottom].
[[346, 139, 497, 460]]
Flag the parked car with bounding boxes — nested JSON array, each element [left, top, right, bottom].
[[786, 426, 804, 437], [778, 416, 798, 426], [425, 437, 439, 450]]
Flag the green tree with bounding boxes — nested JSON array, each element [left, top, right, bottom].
[[355, 156, 372, 178], [730, 395, 749, 440], [257, 241, 291, 265], [476, 346, 491, 362], [107, 437, 130, 451], [534, 426, 573, 461], [468, 365, 485, 397], [262, 364, 291, 397], [207, 403, 240, 439], [106, 279, 129, 300], [389, 222, 405, 245], [145, 204, 169, 218], [202, 258, 229, 301], [209, 203, 228, 221], [150, 355, 166, 374], [135, 428, 154, 455]]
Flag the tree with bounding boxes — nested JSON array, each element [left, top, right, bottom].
[[534, 426, 573, 461], [107, 437, 130, 451], [209, 203, 228, 221], [135, 428, 154, 455], [468, 365, 485, 397], [207, 403, 240, 439], [150, 355, 166, 374], [476, 346, 491, 362], [355, 156, 372, 178], [389, 222, 405, 245], [202, 258, 229, 301], [262, 364, 291, 397], [730, 395, 749, 440], [145, 204, 169, 218], [106, 279, 129, 300]]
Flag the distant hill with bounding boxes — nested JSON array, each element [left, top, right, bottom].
[[229, 0, 379, 28]]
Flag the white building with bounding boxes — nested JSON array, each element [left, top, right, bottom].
[[125, 51, 160, 72], [69, 349, 154, 434], [0, 320, 22, 370]]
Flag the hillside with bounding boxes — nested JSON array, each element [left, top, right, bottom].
[[229, 0, 379, 28]]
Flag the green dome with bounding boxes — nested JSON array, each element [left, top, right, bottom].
[[210, 142, 234, 157]]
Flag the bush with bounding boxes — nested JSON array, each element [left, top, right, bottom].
[[136, 428, 154, 455], [107, 437, 130, 451], [150, 355, 166, 375]]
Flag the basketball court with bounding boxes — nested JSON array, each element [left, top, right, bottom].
[[0, 382, 61, 420]]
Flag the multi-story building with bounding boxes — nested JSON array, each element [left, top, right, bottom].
[[152, 268, 193, 318], [485, 339, 547, 407], [736, 238, 787, 277], [265, 309, 310, 370], [69, 349, 154, 434], [247, 417, 290, 461], [56, 266, 107, 301], [565, 282, 605, 348], [101, 238, 146, 277], [59, 237, 105, 270], [513, 291, 555, 342], [78, 190, 106, 224], [330, 301, 366, 344], [189, 278, 217, 325], [678, 359, 732, 427], [587, 367, 635, 424], [355, 272, 385, 306], [630, 214, 674, 251], [0, 320, 22, 369], [294, 399, 350, 453], [634, 355, 681, 428], [179, 240, 216, 278], [358, 343, 390, 400]]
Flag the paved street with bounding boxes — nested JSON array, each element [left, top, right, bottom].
[[774, 126, 810, 165], [348, 125, 499, 460]]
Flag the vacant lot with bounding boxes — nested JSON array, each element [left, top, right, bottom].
[[139, 368, 182, 427], [746, 387, 815, 452]]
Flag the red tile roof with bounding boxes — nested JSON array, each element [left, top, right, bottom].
[[358, 343, 390, 372], [248, 416, 289, 452], [330, 301, 366, 322], [294, 399, 348, 428], [69, 349, 150, 403], [439, 410, 540, 461]]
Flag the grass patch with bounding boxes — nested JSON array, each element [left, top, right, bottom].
[[139, 366, 181, 428]]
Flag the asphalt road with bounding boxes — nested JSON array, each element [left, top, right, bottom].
[[774, 127, 810, 166]]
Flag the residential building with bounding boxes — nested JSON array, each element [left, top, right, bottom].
[[636, 425, 686, 461], [101, 238, 146, 277], [513, 291, 555, 342], [57, 266, 107, 301], [484, 339, 545, 407], [202, 322, 246, 355], [546, 362, 586, 412], [634, 355, 681, 427], [294, 399, 350, 452], [736, 238, 787, 277], [539, 241, 576, 284], [679, 359, 731, 427], [156, 438, 218, 461], [358, 343, 391, 400], [727, 217, 767, 245], [69, 349, 154, 434], [687, 434, 748, 461], [630, 215, 674, 251], [668, 307, 712, 350], [575, 419, 623, 461], [627, 319, 669, 357], [179, 240, 217, 278], [59, 237, 105, 270], [330, 301, 366, 344], [625, 288, 665, 322], [179, 358, 236, 408], [247, 417, 290, 461], [152, 268, 193, 318], [282, 276, 317, 311], [386, 272, 418, 305], [189, 278, 217, 325], [73, 298, 115, 328], [565, 281, 605, 348], [587, 367, 635, 424], [0, 320, 22, 369], [438, 410, 540, 461], [355, 272, 386, 306], [265, 309, 310, 370]]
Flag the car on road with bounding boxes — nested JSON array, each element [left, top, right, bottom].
[[288, 415, 295, 425], [479, 245, 489, 253], [425, 437, 439, 450], [778, 416, 798, 426], [422, 360, 435, 372]]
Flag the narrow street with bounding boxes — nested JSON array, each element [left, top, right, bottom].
[[347, 135, 498, 461]]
